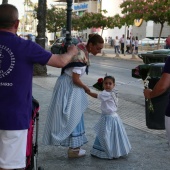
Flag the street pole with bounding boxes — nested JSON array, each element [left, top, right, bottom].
[[60, 0, 72, 74], [65, 0, 73, 47], [124, 23, 127, 56]]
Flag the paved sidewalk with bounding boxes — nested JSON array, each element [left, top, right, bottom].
[[32, 55, 170, 170], [99, 48, 143, 62]]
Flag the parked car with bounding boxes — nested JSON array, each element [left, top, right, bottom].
[[51, 37, 79, 54]]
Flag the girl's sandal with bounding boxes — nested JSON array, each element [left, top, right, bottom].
[[68, 148, 86, 158]]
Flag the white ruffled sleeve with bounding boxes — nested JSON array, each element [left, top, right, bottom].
[[97, 90, 112, 101], [72, 66, 86, 75]]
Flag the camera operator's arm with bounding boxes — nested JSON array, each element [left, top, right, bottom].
[[144, 73, 170, 99], [47, 45, 78, 68]]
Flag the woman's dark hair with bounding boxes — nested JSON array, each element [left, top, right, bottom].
[[87, 34, 104, 45], [104, 76, 115, 83], [0, 4, 18, 29]]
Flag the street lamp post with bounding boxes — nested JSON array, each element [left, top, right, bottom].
[[65, 0, 73, 48]]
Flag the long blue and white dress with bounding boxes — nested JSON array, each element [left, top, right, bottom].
[[42, 65, 88, 148], [91, 89, 131, 159]]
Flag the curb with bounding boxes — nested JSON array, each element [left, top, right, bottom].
[[97, 53, 143, 62]]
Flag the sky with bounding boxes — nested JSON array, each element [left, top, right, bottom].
[[0, 0, 55, 19]]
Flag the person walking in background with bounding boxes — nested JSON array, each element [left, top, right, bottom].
[[165, 35, 170, 49], [144, 57, 170, 146], [126, 36, 131, 53], [87, 76, 131, 159], [111, 37, 114, 47], [42, 34, 104, 158], [114, 36, 120, 54], [77, 36, 82, 43], [105, 37, 107, 43], [135, 36, 139, 54], [119, 34, 125, 54], [131, 36, 135, 54], [108, 36, 112, 47], [0, 4, 78, 170]]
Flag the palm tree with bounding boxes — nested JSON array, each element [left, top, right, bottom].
[[33, 0, 47, 76]]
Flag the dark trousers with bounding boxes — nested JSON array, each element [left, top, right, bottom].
[[126, 46, 130, 53], [166, 45, 170, 49], [121, 43, 124, 54]]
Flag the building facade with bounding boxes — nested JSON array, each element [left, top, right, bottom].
[[51, 0, 170, 42], [133, 20, 170, 40]]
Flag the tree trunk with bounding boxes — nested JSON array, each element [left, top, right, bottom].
[[34, 0, 47, 76], [53, 24, 56, 40], [2, 0, 8, 4]]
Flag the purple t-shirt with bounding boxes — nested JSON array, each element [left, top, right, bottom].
[[163, 57, 170, 117], [0, 31, 52, 130]]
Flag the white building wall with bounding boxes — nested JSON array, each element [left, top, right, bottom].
[[87, 1, 97, 12], [133, 20, 170, 39], [146, 21, 154, 37], [102, 0, 122, 16], [100, 0, 129, 40]]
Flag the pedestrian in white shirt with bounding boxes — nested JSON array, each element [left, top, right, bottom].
[[114, 36, 120, 54], [126, 37, 131, 53], [119, 34, 125, 54]]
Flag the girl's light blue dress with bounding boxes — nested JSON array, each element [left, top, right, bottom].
[[42, 66, 88, 148], [91, 89, 131, 159]]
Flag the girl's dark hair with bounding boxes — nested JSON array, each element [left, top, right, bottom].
[[87, 34, 104, 45], [104, 76, 115, 83]]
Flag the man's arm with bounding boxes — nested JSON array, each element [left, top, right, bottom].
[[144, 73, 170, 99], [47, 45, 78, 68]]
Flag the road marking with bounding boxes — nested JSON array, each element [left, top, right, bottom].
[[91, 63, 130, 71]]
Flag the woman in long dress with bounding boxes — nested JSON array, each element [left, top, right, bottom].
[[42, 34, 104, 158]]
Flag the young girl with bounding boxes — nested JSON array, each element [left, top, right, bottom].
[[87, 76, 131, 159]]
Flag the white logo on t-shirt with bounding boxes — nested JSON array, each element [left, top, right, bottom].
[[0, 45, 15, 78]]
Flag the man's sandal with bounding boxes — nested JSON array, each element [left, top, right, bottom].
[[68, 148, 86, 158]]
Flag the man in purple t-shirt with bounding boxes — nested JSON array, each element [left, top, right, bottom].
[[144, 57, 170, 146], [0, 4, 78, 170]]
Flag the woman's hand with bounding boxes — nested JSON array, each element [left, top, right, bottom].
[[84, 86, 90, 93]]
